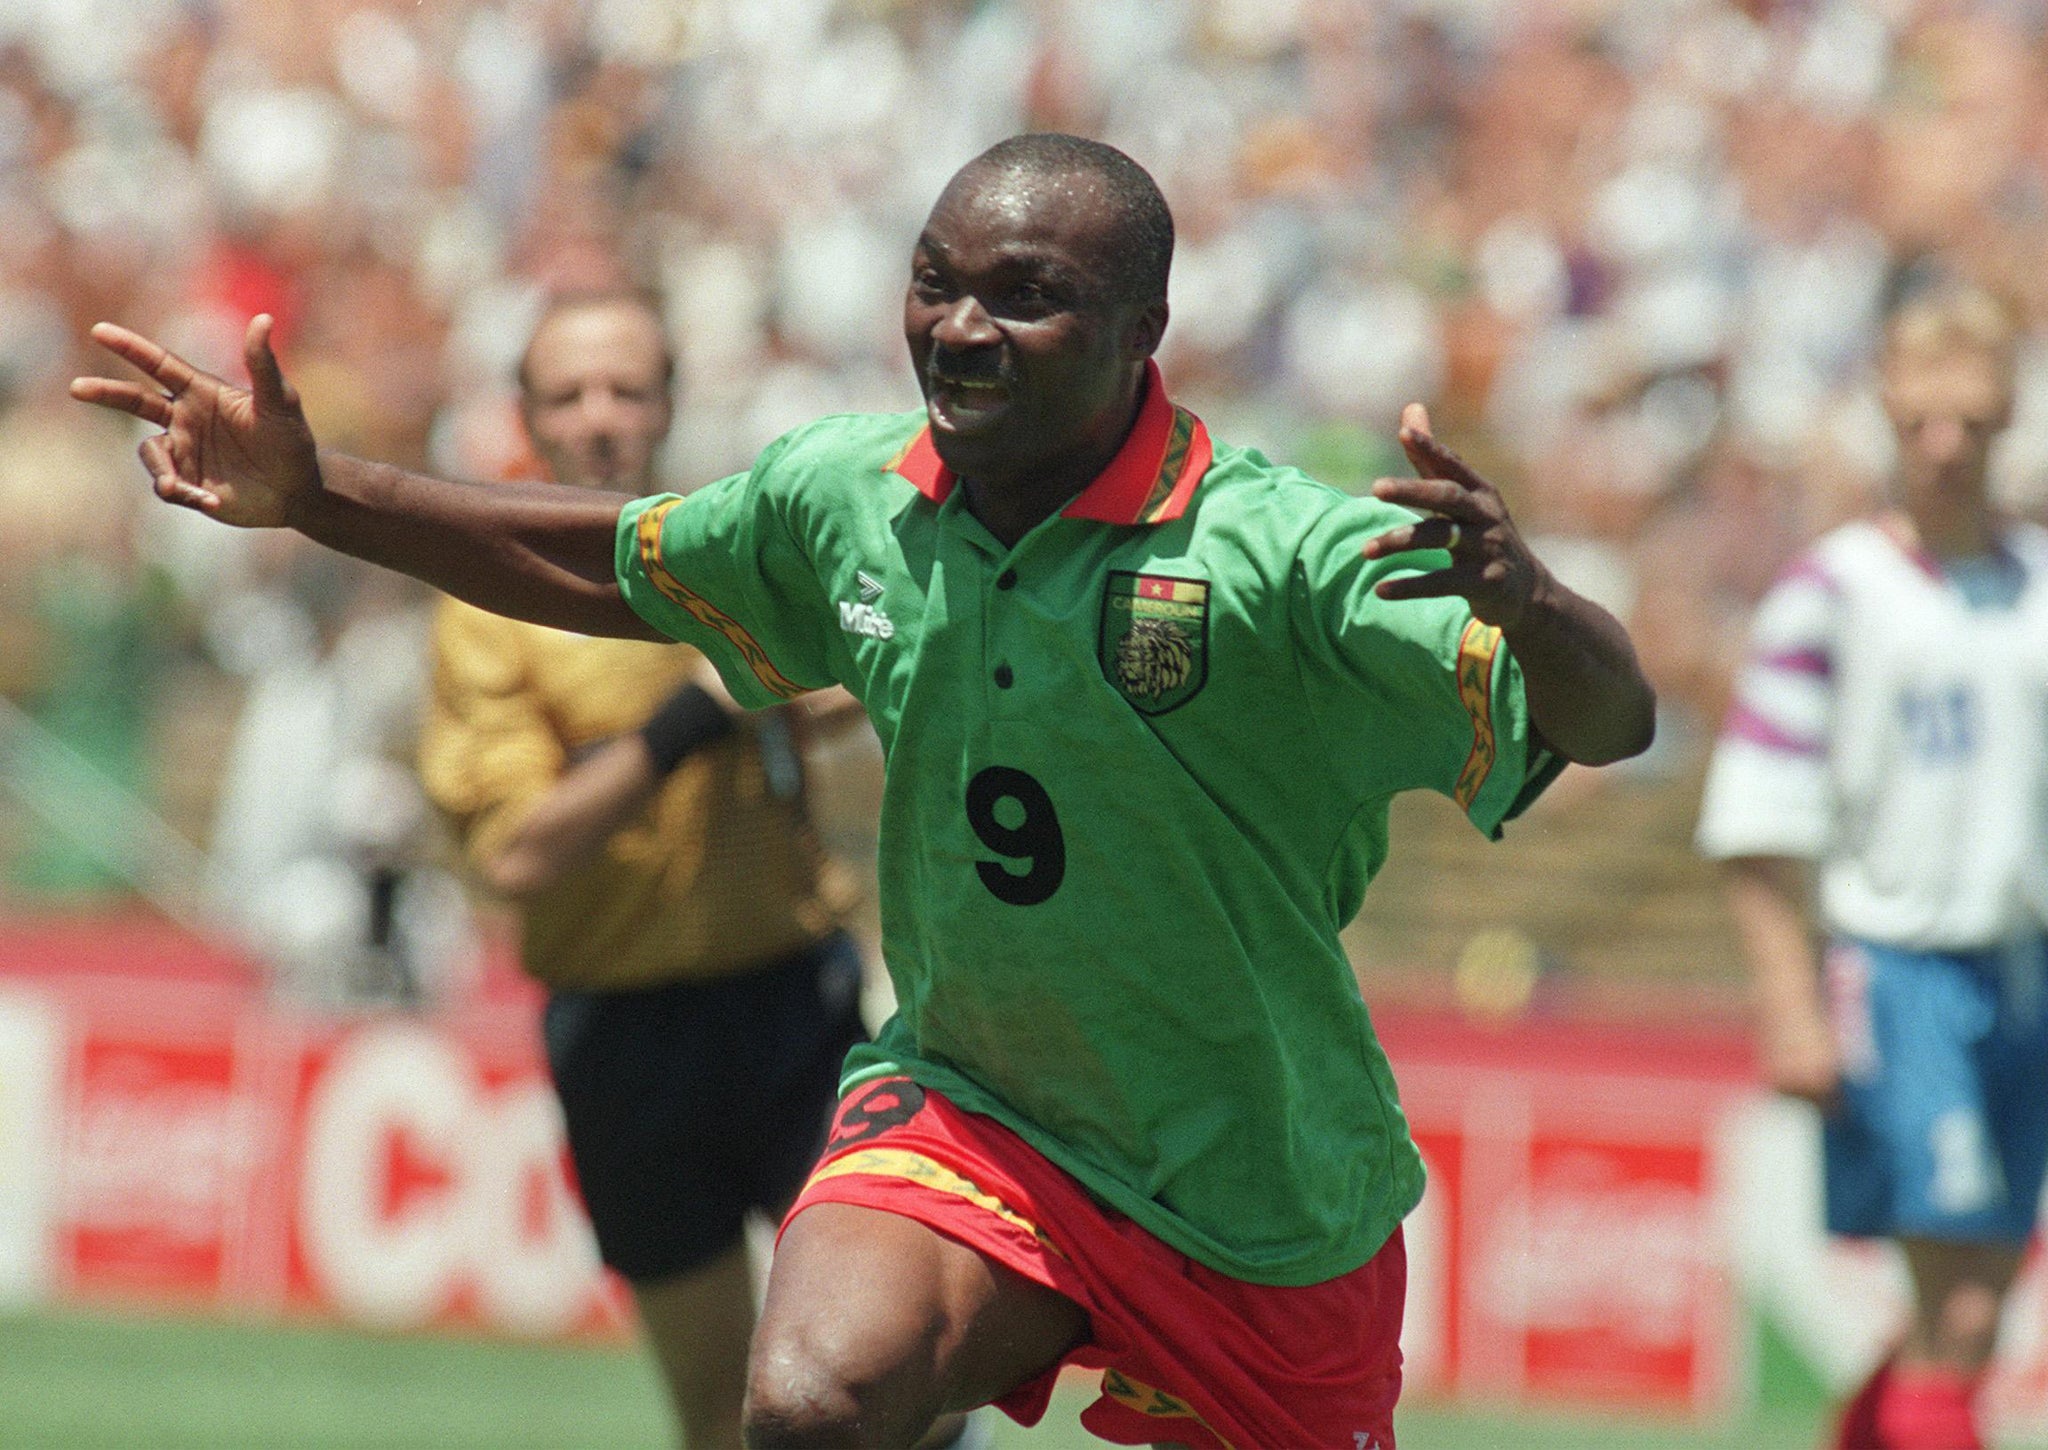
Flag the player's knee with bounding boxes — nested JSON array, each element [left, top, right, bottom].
[[742, 1331, 933, 1449], [741, 1376, 912, 1450], [740, 1373, 858, 1450]]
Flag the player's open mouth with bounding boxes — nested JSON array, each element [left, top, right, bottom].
[[927, 375, 1012, 435]]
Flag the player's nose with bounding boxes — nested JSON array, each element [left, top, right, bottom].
[[932, 295, 999, 350]]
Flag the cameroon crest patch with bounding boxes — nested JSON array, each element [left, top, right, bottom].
[[1100, 571, 1209, 715]]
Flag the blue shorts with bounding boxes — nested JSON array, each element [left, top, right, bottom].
[[1823, 937, 2048, 1245], [542, 932, 866, 1283]]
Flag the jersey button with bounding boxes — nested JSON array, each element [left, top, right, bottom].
[[994, 664, 1014, 688], [996, 569, 1017, 590]]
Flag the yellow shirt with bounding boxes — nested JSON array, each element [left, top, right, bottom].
[[419, 599, 849, 991]]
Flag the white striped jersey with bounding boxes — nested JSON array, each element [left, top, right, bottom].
[[1695, 516, 2048, 949]]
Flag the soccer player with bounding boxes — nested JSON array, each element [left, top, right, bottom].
[[73, 134, 1655, 1449], [416, 290, 868, 1450], [1697, 280, 2048, 1450]]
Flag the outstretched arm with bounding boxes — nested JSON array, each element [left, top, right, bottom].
[[1362, 404, 1655, 766], [71, 316, 658, 639]]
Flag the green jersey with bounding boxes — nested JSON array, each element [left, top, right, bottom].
[[616, 367, 1560, 1285]]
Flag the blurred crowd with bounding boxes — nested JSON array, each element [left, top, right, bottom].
[[3, 0, 2045, 996]]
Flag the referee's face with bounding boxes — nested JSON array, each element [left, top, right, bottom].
[[519, 300, 675, 495], [906, 165, 1165, 511]]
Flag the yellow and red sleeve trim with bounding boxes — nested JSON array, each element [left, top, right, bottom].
[[888, 360, 1212, 526], [1452, 618, 1503, 812], [634, 498, 805, 700]]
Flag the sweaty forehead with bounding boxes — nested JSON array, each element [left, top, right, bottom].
[[921, 164, 1118, 264]]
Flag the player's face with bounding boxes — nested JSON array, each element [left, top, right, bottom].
[[1882, 343, 2012, 513], [905, 166, 1164, 492], [519, 302, 674, 494]]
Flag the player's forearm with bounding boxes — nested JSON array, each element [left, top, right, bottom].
[[481, 738, 662, 899], [1500, 571, 1656, 766], [1722, 856, 1824, 1020], [293, 452, 659, 639]]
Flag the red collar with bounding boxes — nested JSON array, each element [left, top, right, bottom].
[[886, 360, 1212, 527]]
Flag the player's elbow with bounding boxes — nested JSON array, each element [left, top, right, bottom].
[[1593, 692, 1658, 766], [1542, 686, 1657, 768]]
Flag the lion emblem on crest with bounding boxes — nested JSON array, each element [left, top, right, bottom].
[[1101, 571, 1210, 714], [1114, 617, 1195, 700]]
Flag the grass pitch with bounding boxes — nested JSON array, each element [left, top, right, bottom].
[[0, 1304, 1831, 1449]]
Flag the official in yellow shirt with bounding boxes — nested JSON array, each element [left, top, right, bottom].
[[417, 290, 862, 1450]]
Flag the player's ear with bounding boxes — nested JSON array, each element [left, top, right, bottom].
[[1125, 300, 1168, 360]]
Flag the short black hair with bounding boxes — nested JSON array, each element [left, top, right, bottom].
[[962, 133, 1174, 308], [515, 286, 675, 395]]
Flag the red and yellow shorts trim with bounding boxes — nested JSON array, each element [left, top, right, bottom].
[[781, 1078, 1405, 1450]]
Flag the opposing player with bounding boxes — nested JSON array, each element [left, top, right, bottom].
[[416, 290, 866, 1450], [73, 134, 1655, 1448], [1697, 280, 2048, 1450]]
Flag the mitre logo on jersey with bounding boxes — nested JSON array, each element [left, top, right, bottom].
[[840, 569, 895, 640], [1100, 571, 1209, 715]]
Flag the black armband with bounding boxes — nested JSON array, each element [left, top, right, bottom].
[[638, 683, 737, 778]]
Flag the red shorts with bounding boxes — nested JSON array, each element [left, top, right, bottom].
[[781, 1077, 1404, 1450]]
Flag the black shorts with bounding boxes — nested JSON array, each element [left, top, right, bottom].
[[541, 932, 866, 1284]]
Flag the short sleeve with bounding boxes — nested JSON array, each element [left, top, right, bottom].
[[614, 455, 837, 709], [418, 601, 563, 870], [1291, 495, 1561, 837], [1695, 561, 1839, 861]]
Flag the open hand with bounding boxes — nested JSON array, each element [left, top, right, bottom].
[[70, 314, 320, 529], [1361, 403, 1543, 629]]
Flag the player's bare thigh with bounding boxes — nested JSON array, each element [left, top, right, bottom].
[[745, 1201, 1088, 1446]]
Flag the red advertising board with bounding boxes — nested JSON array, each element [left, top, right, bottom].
[[64, 1029, 242, 1301], [27, 964, 629, 1339], [1381, 1014, 1753, 1417], [14, 915, 2048, 1431], [280, 1017, 627, 1338]]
